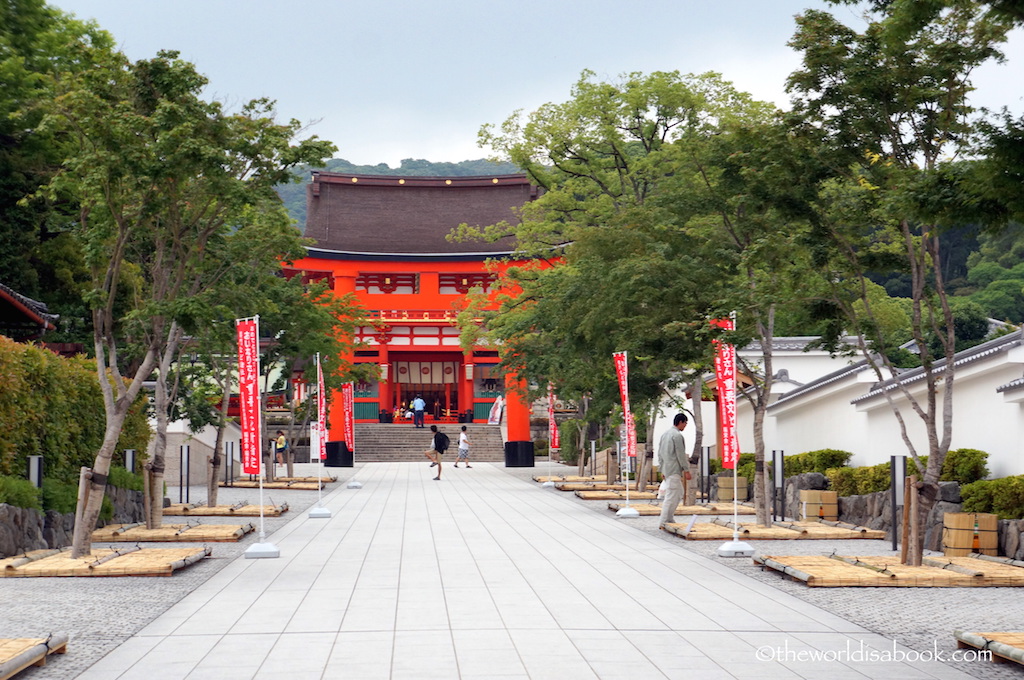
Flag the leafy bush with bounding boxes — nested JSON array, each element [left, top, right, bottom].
[[941, 448, 989, 484], [0, 475, 42, 510], [533, 439, 549, 456], [962, 476, 1024, 519], [0, 336, 151, 483], [107, 466, 143, 492], [785, 449, 853, 476], [825, 467, 858, 497], [41, 479, 79, 514]]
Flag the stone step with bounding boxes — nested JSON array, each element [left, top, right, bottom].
[[352, 423, 506, 462]]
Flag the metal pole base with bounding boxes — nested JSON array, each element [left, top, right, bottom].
[[541, 481, 556, 488], [716, 539, 755, 558], [346, 480, 363, 489], [244, 542, 281, 559], [308, 506, 332, 519], [615, 506, 640, 518]]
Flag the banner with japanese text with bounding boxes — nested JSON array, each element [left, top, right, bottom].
[[341, 382, 355, 450], [235, 317, 261, 474], [612, 351, 637, 458], [712, 317, 738, 470], [547, 384, 560, 450], [316, 354, 327, 461]]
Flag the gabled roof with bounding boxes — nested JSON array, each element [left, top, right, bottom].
[[0, 281, 58, 340], [768, 360, 874, 410], [303, 172, 539, 259], [850, 329, 1024, 405]]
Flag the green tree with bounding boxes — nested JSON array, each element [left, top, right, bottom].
[[43, 48, 335, 555], [788, 0, 1013, 564]]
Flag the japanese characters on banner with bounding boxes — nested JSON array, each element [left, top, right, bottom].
[[235, 317, 261, 475], [547, 384, 560, 450], [316, 354, 327, 461], [612, 351, 637, 458], [712, 317, 739, 470], [341, 382, 355, 451]]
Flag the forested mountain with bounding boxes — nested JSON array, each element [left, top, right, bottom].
[[275, 157, 520, 230]]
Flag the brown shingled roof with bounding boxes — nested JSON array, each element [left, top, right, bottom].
[[303, 173, 538, 256]]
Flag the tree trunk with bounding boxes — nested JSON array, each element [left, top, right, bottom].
[[71, 422, 125, 557], [147, 324, 183, 529]]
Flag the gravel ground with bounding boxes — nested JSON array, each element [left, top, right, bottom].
[[3, 462, 1022, 679], [2, 467, 351, 679], [504, 462, 1024, 680]]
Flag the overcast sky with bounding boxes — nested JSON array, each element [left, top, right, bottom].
[[52, 1, 1024, 168]]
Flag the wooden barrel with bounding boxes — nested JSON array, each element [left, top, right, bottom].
[[717, 476, 747, 501]]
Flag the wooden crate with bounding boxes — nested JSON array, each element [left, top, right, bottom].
[[800, 490, 838, 521], [943, 512, 999, 557]]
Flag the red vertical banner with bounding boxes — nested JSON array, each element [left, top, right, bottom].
[[612, 351, 637, 458], [547, 384, 560, 450], [712, 317, 738, 470], [341, 382, 355, 451], [316, 354, 327, 461], [236, 317, 262, 475]]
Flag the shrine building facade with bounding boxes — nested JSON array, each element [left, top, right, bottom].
[[289, 171, 539, 451]]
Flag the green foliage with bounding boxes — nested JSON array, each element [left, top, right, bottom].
[[41, 478, 78, 513], [0, 475, 42, 510], [106, 466, 143, 492], [0, 336, 151, 481], [733, 453, 756, 481], [825, 467, 858, 497], [941, 448, 989, 484], [784, 449, 853, 476], [533, 439, 549, 456], [825, 463, 892, 496], [961, 476, 1024, 519]]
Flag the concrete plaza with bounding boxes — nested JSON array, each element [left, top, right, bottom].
[[46, 461, 1003, 679]]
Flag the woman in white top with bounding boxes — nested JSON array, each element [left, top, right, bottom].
[[454, 426, 471, 468]]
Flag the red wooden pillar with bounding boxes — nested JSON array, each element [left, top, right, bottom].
[[504, 374, 531, 443], [328, 273, 356, 441], [460, 352, 474, 421]]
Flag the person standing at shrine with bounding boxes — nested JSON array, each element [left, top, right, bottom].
[[412, 395, 426, 428], [657, 413, 690, 529]]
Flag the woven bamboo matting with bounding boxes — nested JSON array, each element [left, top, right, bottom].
[[756, 555, 1024, 587], [275, 476, 336, 483], [164, 503, 288, 517], [955, 631, 1024, 666], [607, 503, 756, 516], [0, 636, 67, 679], [219, 480, 323, 490], [0, 547, 210, 577], [91, 523, 255, 542], [533, 475, 603, 483], [663, 520, 884, 540], [574, 490, 660, 501], [557, 482, 651, 491]]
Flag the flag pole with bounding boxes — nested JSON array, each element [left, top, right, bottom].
[[717, 310, 752, 557], [243, 315, 279, 558], [310, 352, 332, 517]]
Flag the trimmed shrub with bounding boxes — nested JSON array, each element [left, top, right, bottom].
[[41, 479, 79, 514], [825, 467, 858, 497], [0, 475, 42, 510], [941, 448, 989, 484], [962, 476, 1024, 519], [107, 466, 143, 492], [785, 449, 853, 476]]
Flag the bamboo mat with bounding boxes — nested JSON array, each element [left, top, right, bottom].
[[955, 631, 1024, 666], [274, 476, 336, 483], [663, 520, 884, 540], [607, 502, 756, 516], [0, 547, 210, 577], [756, 555, 1024, 587], [533, 475, 604, 483], [164, 502, 289, 517], [574, 490, 660, 501], [219, 480, 323, 490], [557, 482, 651, 491], [91, 523, 255, 542], [0, 635, 67, 679]]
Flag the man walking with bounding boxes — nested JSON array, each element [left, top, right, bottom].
[[412, 395, 426, 428], [658, 413, 691, 529]]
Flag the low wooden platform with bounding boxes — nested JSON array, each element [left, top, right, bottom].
[[955, 631, 1024, 666], [220, 480, 323, 490], [663, 520, 885, 540], [0, 634, 68, 679], [557, 482, 651, 491], [533, 475, 603, 483], [607, 502, 756, 516], [574, 490, 660, 501], [756, 554, 1024, 587], [164, 502, 289, 517], [275, 475, 336, 483], [91, 522, 255, 542], [0, 546, 211, 577]]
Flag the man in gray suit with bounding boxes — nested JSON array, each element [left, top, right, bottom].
[[658, 413, 691, 529]]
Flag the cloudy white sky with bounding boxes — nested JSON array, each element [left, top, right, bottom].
[[53, 0, 1024, 168]]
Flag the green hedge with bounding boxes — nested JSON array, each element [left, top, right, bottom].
[[0, 475, 42, 511], [825, 449, 990, 496], [784, 449, 853, 476], [0, 336, 150, 483], [961, 476, 1024, 519]]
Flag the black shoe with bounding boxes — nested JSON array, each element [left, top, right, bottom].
[[429, 461, 436, 467], [433, 476, 440, 481]]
